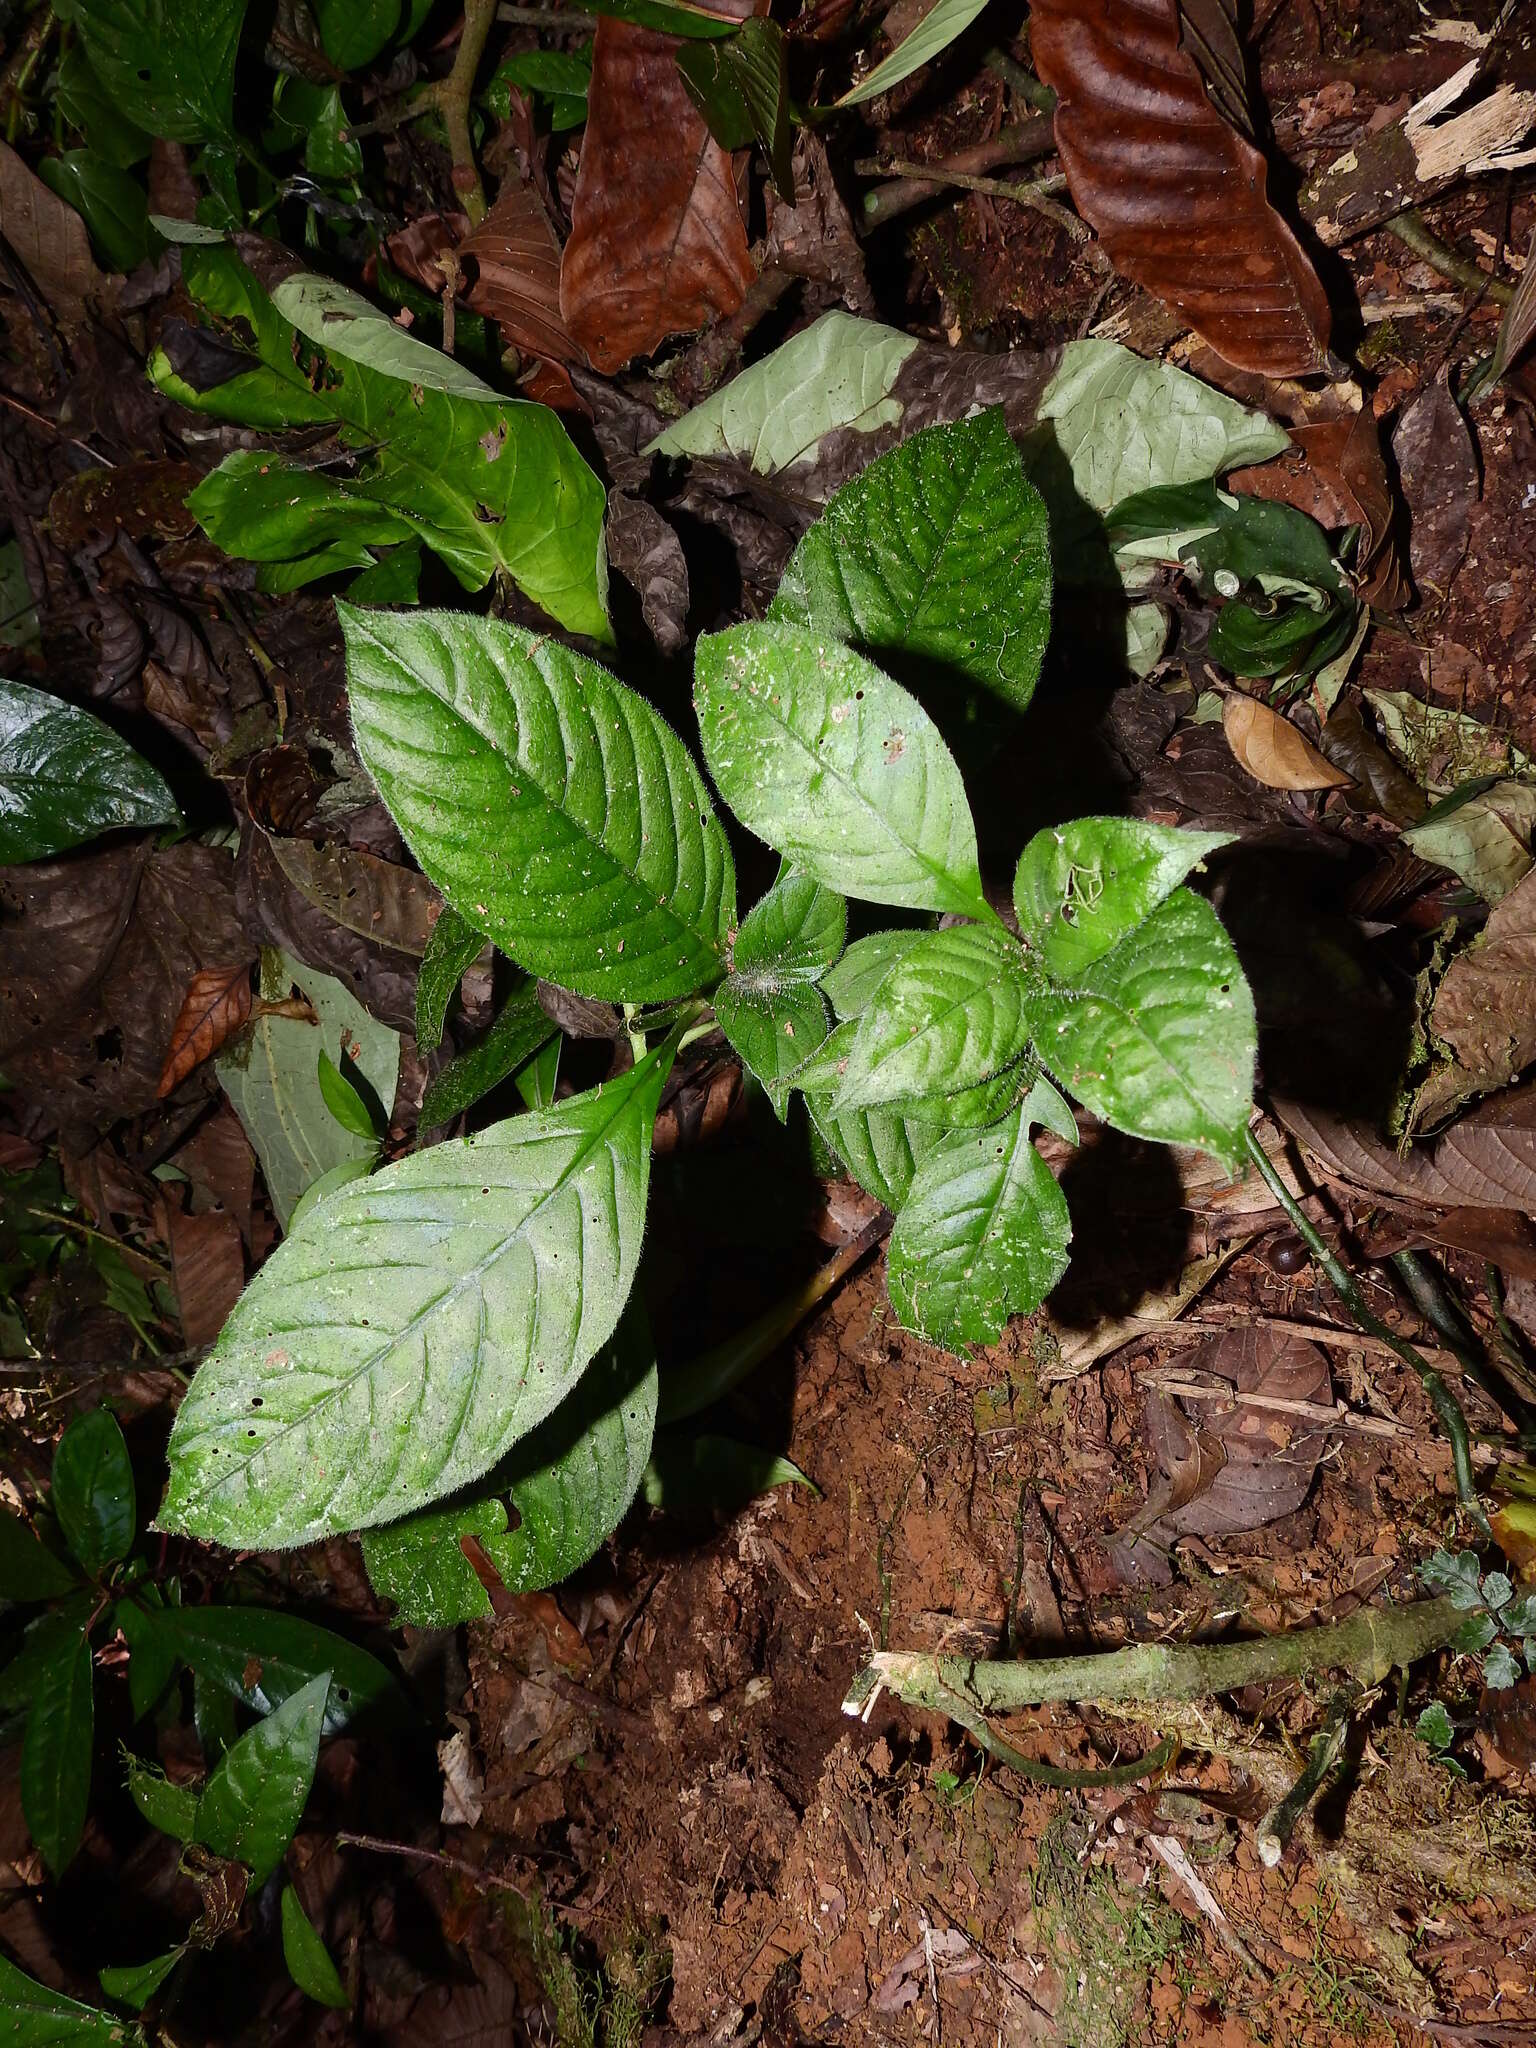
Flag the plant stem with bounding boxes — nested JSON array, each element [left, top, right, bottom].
[[1255, 1684, 1356, 1867], [1391, 1248, 1536, 1436], [927, 1670, 1180, 1789], [846, 1596, 1462, 1720], [1242, 1127, 1491, 1536], [414, 0, 500, 226], [983, 49, 1056, 112], [856, 156, 1084, 240], [1385, 210, 1514, 309], [859, 113, 1056, 229]]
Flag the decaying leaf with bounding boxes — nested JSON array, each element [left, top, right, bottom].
[[266, 836, 439, 958], [560, 20, 755, 373], [1366, 684, 1531, 793], [1404, 779, 1536, 905], [0, 139, 108, 315], [1279, 1086, 1536, 1216], [437, 1727, 484, 1828], [1392, 379, 1478, 603], [456, 182, 579, 366], [164, 1205, 245, 1349], [1410, 867, 1536, 1133], [1028, 0, 1334, 375], [158, 964, 256, 1098], [605, 495, 690, 655], [1223, 694, 1353, 792]]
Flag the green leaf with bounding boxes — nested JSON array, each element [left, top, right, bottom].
[[646, 312, 918, 475], [733, 868, 847, 983], [139, 1603, 405, 1735], [677, 18, 792, 196], [0, 677, 178, 863], [1453, 1612, 1498, 1655], [1106, 480, 1344, 600], [1415, 1701, 1454, 1751], [21, 1614, 93, 1875], [286, 1156, 376, 1232], [346, 540, 423, 608], [516, 1035, 561, 1111], [819, 930, 924, 1020], [161, 1048, 672, 1548], [1028, 889, 1255, 1171], [485, 46, 592, 130], [36, 151, 150, 272], [1484, 1641, 1521, 1689], [316, 1050, 380, 1141], [770, 410, 1051, 714], [341, 606, 735, 1003], [416, 906, 485, 1053], [836, 0, 988, 104], [360, 1311, 657, 1625], [1421, 1549, 1485, 1610], [152, 251, 609, 640], [832, 924, 1033, 1112], [0, 1955, 144, 2043], [0, 1511, 79, 1602], [194, 1670, 328, 1884], [185, 454, 405, 589], [280, 1888, 348, 2007], [695, 622, 983, 917], [1013, 819, 1235, 982], [216, 950, 400, 1232], [587, 0, 742, 33], [71, 0, 246, 144], [1403, 780, 1536, 905], [896, 1058, 1030, 1130], [0, 1594, 94, 1712], [113, 1597, 177, 1720], [1207, 592, 1357, 683], [313, 0, 400, 67], [887, 1107, 1071, 1348], [1483, 1571, 1514, 1611], [805, 1097, 939, 1212], [98, 1950, 182, 2011], [52, 1406, 135, 1571], [56, 42, 151, 166], [640, 1434, 814, 1515], [419, 986, 556, 1128], [715, 981, 830, 1120]]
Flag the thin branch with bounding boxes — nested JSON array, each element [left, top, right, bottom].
[[334, 1832, 529, 1896], [854, 158, 1087, 242], [1255, 1684, 1357, 1867], [413, 0, 500, 226], [859, 113, 1057, 229], [1386, 210, 1514, 309]]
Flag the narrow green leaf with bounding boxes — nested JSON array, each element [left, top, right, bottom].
[[515, 1036, 561, 1111], [1030, 888, 1255, 1171], [342, 606, 735, 1003], [280, 1888, 349, 2008], [56, 42, 151, 166], [0, 1955, 144, 2043], [161, 1049, 672, 1548], [0, 1511, 79, 1602], [99, 1949, 183, 2011], [833, 925, 1033, 1112], [124, 1754, 199, 1842], [416, 906, 485, 1052], [0, 678, 178, 863], [195, 1671, 328, 1884], [695, 622, 983, 917], [887, 1108, 1071, 1347], [21, 1616, 94, 1875], [316, 1051, 379, 1140], [360, 1312, 657, 1626], [836, 0, 988, 104], [771, 411, 1051, 713], [1013, 818, 1234, 982], [641, 1434, 814, 1514], [36, 151, 150, 272], [52, 1407, 135, 1572], [71, 0, 247, 144], [732, 868, 847, 984], [137, 1603, 405, 1735], [286, 1156, 376, 1233], [419, 987, 556, 1128]]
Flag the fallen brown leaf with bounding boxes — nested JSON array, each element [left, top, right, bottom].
[[559, 19, 755, 373], [458, 181, 577, 364], [266, 834, 439, 958], [163, 1205, 244, 1349], [1392, 376, 1479, 603], [157, 965, 255, 1098], [1223, 694, 1354, 791], [1411, 866, 1536, 1133], [0, 139, 108, 317]]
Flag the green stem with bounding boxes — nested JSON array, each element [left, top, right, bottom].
[[1385, 210, 1513, 309], [1255, 1684, 1356, 1866], [927, 1671, 1179, 1789], [983, 49, 1056, 112], [413, 0, 499, 226], [1242, 1127, 1490, 1536], [1391, 1249, 1536, 1438]]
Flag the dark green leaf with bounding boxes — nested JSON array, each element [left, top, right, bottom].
[[136, 1603, 405, 1735], [0, 1510, 79, 1602], [485, 45, 592, 130], [0, 1594, 94, 1712], [195, 1670, 328, 1884], [346, 540, 423, 607], [161, 1048, 672, 1547], [71, 0, 247, 145], [887, 1107, 1071, 1347], [280, 1887, 348, 2007], [316, 1051, 380, 1141], [36, 151, 150, 272], [1420, 1549, 1485, 1610], [1415, 1701, 1454, 1751], [0, 677, 178, 863], [313, 0, 399, 67], [1106, 480, 1345, 598], [1029, 888, 1255, 1172], [695, 623, 983, 917], [715, 980, 830, 1119], [98, 1949, 182, 2011], [20, 1614, 93, 1875], [677, 18, 792, 197], [0, 1955, 144, 2043], [419, 986, 556, 1128], [341, 606, 734, 1003], [415, 906, 485, 1053], [124, 1754, 199, 1843], [805, 1098, 939, 1212], [1453, 1612, 1498, 1655], [1208, 592, 1357, 682], [360, 1312, 657, 1626], [586, 0, 741, 35], [819, 931, 924, 1020], [640, 1433, 814, 1516], [56, 42, 151, 166], [832, 924, 1032, 1112], [1013, 818, 1234, 982], [52, 1407, 135, 1572], [771, 411, 1051, 713], [114, 1596, 178, 1719]]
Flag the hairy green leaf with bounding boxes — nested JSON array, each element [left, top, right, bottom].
[[1013, 818, 1234, 981], [359, 1312, 657, 1626], [0, 1511, 79, 1602], [52, 1406, 135, 1572], [696, 623, 982, 916], [342, 607, 734, 1003], [887, 1107, 1071, 1347], [771, 410, 1051, 713], [0, 677, 178, 863], [419, 986, 556, 1128], [836, 0, 988, 104], [21, 1614, 93, 1876], [646, 312, 918, 474], [733, 867, 847, 983], [819, 930, 924, 1020], [161, 1049, 671, 1548], [139, 1604, 404, 1735], [280, 1888, 348, 2008], [1030, 888, 1255, 1170], [195, 1671, 328, 1883], [805, 1098, 939, 1212], [71, 0, 246, 144], [416, 906, 486, 1052], [833, 924, 1032, 1112], [0, 1954, 143, 2043], [715, 980, 830, 1118]]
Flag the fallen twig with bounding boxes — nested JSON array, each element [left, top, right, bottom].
[[1255, 1683, 1357, 1867], [1146, 1832, 1267, 1977], [854, 157, 1087, 242], [859, 114, 1056, 228]]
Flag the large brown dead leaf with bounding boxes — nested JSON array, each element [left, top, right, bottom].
[[1411, 868, 1536, 1133], [1029, 0, 1334, 376], [559, 19, 755, 374], [157, 965, 255, 1098], [163, 1205, 244, 1349], [265, 834, 438, 958], [1223, 694, 1353, 791], [457, 182, 577, 364], [1277, 1086, 1536, 1214], [1392, 377, 1479, 604], [0, 139, 108, 318]]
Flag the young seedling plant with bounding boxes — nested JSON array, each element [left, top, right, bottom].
[[157, 408, 1260, 1618]]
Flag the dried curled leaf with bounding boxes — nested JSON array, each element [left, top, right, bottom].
[[1222, 695, 1353, 791], [1029, 0, 1334, 376], [158, 964, 255, 1097], [457, 183, 578, 366]]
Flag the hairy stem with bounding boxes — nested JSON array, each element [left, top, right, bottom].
[[1243, 1127, 1491, 1536]]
